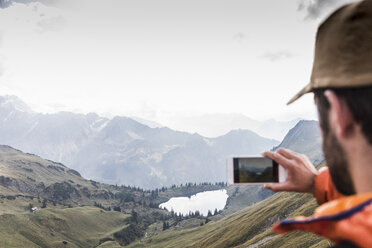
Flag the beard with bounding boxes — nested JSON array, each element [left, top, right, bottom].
[[322, 130, 356, 195]]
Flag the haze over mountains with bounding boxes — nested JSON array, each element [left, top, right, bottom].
[[0, 95, 283, 188], [162, 113, 301, 141]]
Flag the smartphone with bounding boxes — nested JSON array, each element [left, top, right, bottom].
[[227, 157, 287, 185]]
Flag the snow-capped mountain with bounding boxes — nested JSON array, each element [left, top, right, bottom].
[[0, 95, 281, 188]]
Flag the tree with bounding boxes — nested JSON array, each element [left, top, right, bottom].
[[41, 199, 47, 208], [163, 221, 167, 231], [162, 221, 170, 230], [113, 223, 145, 245], [131, 209, 138, 223], [207, 210, 212, 217], [28, 203, 33, 212]]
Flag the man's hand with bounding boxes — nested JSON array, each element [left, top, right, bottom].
[[262, 148, 317, 193]]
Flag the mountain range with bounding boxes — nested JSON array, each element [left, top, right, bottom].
[[0, 95, 282, 188], [0, 134, 326, 247], [0, 103, 326, 247]]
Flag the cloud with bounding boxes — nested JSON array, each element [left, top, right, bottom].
[[260, 51, 294, 62], [1, 0, 36, 9], [0, 0, 66, 82], [0, 0, 59, 9], [298, 0, 356, 20], [0, 34, 3, 77], [232, 33, 246, 43], [37, 15, 66, 32], [0, 1, 67, 34], [0, 0, 321, 123]]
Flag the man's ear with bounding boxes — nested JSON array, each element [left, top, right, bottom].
[[324, 90, 354, 139]]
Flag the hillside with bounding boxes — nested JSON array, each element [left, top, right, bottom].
[[0, 207, 129, 248], [121, 122, 326, 248], [0, 144, 328, 247], [126, 167, 329, 248], [0, 145, 228, 247], [0, 95, 279, 188], [221, 119, 324, 215]]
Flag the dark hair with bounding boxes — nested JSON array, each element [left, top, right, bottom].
[[314, 87, 372, 145]]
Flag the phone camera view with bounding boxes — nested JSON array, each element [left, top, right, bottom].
[[234, 158, 278, 183]]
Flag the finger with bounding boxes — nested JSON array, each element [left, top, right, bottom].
[[262, 151, 275, 159], [268, 151, 294, 170], [277, 148, 308, 165], [262, 151, 285, 165], [278, 149, 314, 169], [264, 182, 291, 192], [277, 148, 300, 160]]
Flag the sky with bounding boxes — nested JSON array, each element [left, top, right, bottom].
[[0, 0, 356, 134]]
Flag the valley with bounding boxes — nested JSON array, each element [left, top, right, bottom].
[[0, 114, 327, 247]]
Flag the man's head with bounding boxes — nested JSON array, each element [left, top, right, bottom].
[[314, 87, 372, 195], [288, 0, 372, 194]]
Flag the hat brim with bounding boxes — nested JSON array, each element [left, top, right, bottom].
[[287, 83, 313, 105]]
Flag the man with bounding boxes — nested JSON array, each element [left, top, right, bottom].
[[262, 0, 372, 247]]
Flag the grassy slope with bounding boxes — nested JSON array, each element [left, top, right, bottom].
[[0, 145, 81, 185], [0, 138, 329, 248], [0, 145, 229, 247], [124, 161, 329, 248], [0, 145, 109, 210], [0, 145, 224, 210], [125, 191, 328, 248], [0, 145, 104, 192], [0, 206, 129, 248], [223, 185, 274, 216]]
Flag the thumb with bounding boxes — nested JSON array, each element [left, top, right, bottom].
[[264, 183, 290, 192]]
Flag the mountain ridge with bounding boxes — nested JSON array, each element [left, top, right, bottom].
[[275, 120, 323, 163], [0, 95, 280, 188]]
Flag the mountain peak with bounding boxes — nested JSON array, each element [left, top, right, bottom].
[[276, 120, 323, 163], [0, 95, 33, 113], [221, 129, 263, 139]]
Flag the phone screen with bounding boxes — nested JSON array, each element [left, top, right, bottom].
[[233, 157, 278, 183]]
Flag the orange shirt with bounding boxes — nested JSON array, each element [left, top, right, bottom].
[[273, 167, 372, 248], [313, 167, 344, 204]]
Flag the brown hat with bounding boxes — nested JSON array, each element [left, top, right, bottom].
[[287, 0, 372, 105]]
